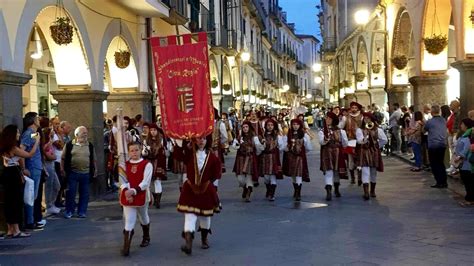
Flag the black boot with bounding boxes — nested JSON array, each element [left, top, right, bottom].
[[334, 182, 341, 197], [350, 170, 355, 184], [154, 193, 162, 209], [140, 224, 150, 247], [198, 227, 211, 249], [242, 186, 248, 199], [269, 184, 277, 201], [325, 185, 332, 201], [295, 184, 302, 201], [121, 229, 134, 256], [245, 186, 253, 202], [265, 184, 271, 199], [357, 170, 362, 186], [370, 182, 377, 198], [363, 183, 370, 200], [292, 183, 298, 199], [181, 231, 194, 255]]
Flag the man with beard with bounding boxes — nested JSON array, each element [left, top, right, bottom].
[[339, 102, 363, 185]]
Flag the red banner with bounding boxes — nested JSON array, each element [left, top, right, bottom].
[[150, 32, 214, 139]]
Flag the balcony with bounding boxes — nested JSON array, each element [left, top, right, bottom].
[[269, 8, 282, 27], [322, 36, 336, 61], [162, 0, 188, 25], [210, 28, 238, 56], [189, 3, 213, 32]]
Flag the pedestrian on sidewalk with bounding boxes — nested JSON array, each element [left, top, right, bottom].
[[356, 113, 387, 200], [61, 126, 97, 219], [453, 118, 474, 202], [282, 119, 313, 201], [259, 119, 285, 201], [406, 111, 424, 172], [142, 123, 169, 209], [319, 112, 348, 201], [424, 105, 448, 188], [119, 142, 153, 256], [177, 136, 221, 255], [232, 121, 264, 202], [1, 124, 40, 238]]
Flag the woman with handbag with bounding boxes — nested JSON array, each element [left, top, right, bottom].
[[0, 124, 40, 238], [406, 111, 424, 172], [120, 142, 153, 256], [454, 118, 474, 203], [42, 127, 61, 215]]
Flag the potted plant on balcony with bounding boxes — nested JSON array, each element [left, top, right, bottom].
[[222, 84, 231, 91], [114, 49, 131, 69], [423, 34, 448, 55], [371, 61, 382, 74], [355, 72, 365, 82], [50, 16, 73, 45], [391, 55, 408, 70], [211, 79, 218, 88]]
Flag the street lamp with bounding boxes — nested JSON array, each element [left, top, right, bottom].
[[282, 84, 290, 92], [354, 9, 370, 25], [312, 63, 322, 72], [240, 51, 251, 63], [30, 25, 43, 60], [314, 76, 322, 84], [306, 94, 312, 99]]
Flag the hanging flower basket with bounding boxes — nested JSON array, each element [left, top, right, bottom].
[[222, 84, 231, 91], [211, 79, 218, 88], [371, 62, 382, 74], [242, 89, 249, 95], [256, 93, 262, 98], [251, 90, 257, 96], [342, 80, 352, 87], [114, 50, 131, 69], [423, 34, 448, 55], [235, 91, 241, 97], [329, 88, 335, 94], [338, 82, 344, 89], [261, 95, 268, 100], [355, 72, 366, 82], [50, 17, 73, 45], [391, 55, 408, 70]]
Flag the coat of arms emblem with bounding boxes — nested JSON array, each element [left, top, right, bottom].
[[177, 85, 194, 113]]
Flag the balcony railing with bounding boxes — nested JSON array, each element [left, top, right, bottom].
[[162, 0, 188, 25], [322, 36, 336, 52], [190, 3, 213, 33]]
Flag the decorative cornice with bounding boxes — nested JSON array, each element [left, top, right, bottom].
[[50, 90, 109, 102], [107, 91, 152, 101], [409, 75, 449, 86], [451, 60, 474, 72], [0, 70, 32, 86]]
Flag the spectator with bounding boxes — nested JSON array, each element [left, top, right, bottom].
[[454, 118, 474, 203], [446, 100, 461, 175], [389, 103, 402, 154], [468, 110, 474, 120], [20, 112, 45, 231], [424, 105, 448, 188], [103, 118, 114, 191], [61, 126, 97, 219], [135, 114, 144, 134], [422, 104, 432, 168], [53, 121, 72, 208], [0, 124, 40, 238], [42, 127, 61, 215], [407, 111, 424, 172]]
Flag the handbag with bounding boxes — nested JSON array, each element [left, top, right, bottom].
[[24, 176, 34, 206], [451, 155, 464, 170]]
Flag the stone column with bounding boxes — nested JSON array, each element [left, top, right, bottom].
[[107, 91, 153, 122], [452, 60, 474, 119], [387, 85, 410, 108], [354, 90, 371, 109], [369, 87, 387, 108], [409, 75, 448, 112], [0, 70, 32, 127], [50, 88, 109, 197], [0, 70, 31, 233]]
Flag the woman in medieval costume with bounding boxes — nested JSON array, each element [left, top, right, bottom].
[[232, 121, 264, 202], [120, 142, 153, 256], [356, 112, 388, 200], [282, 118, 313, 201], [319, 112, 348, 201], [142, 123, 169, 208], [259, 119, 286, 201], [177, 136, 221, 255]]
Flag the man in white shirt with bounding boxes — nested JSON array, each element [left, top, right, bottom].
[[389, 103, 402, 154]]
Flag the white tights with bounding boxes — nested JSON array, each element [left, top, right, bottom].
[[154, 180, 162, 193], [237, 175, 253, 188], [361, 167, 377, 184], [184, 213, 211, 232], [291, 176, 303, 185], [123, 205, 150, 231], [324, 170, 341, 185], [264, 175, 277, 185]]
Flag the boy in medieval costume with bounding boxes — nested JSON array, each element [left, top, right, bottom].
[[211, 108, 228, 173], [177, 136, 221, 255], [259, 119, 286, 201], [356, 112, 387, 200], [340, 101, 364, 185], [142, 123, 169, 208], [319, 112, 348, 201], [232, 121, 264, 202], [282, 118, 313, 201], [119, 142, 153, 256]]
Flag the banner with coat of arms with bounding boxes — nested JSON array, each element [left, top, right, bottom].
[[150, 32, 214, 139]]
